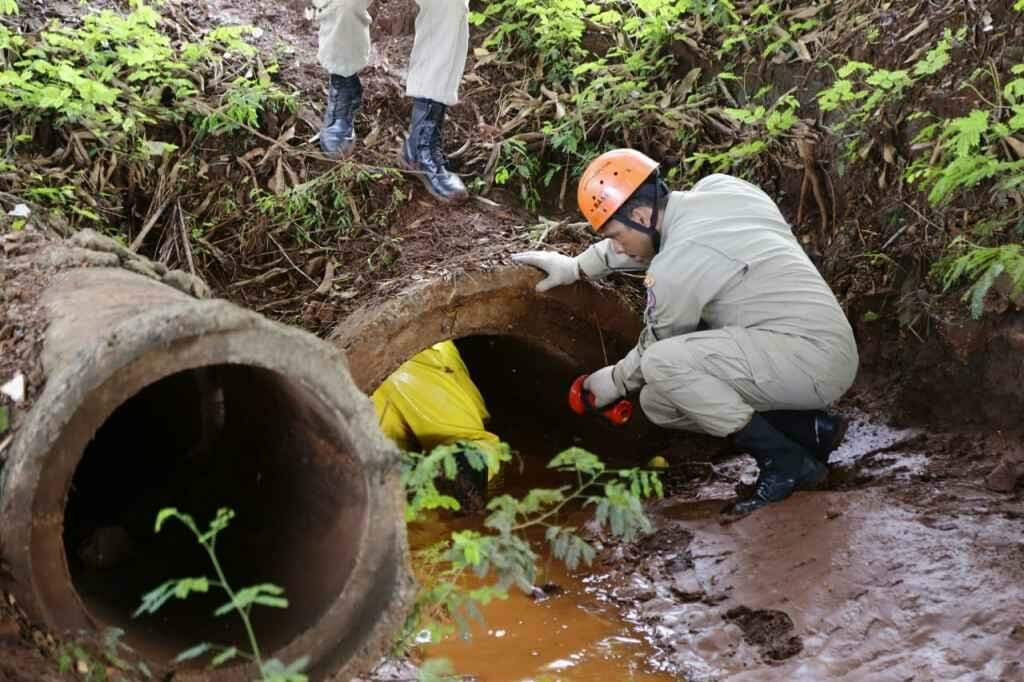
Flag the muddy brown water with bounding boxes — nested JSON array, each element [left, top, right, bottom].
[[403, 337, 676, 679], [407, 484, 674, 682]]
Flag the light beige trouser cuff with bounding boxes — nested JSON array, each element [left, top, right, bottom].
[[638, 328, 856, 438], [314, 0, 469, 106]]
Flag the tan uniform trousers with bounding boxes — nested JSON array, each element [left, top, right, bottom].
[[314, 0, 469, 106], [638, 327, 856, 439]]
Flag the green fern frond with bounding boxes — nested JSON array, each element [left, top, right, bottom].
[[943, 110, 989, 158], [933, 242, 1024, 318]]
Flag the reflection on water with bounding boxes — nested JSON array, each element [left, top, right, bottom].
[[408, 455, 674, 682], [416, 535, 673, 682]]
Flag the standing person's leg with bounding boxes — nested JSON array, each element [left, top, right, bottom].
[[315, 0, 372, 156], [400, 0, 470, 202], [638, 329, 834, 514]]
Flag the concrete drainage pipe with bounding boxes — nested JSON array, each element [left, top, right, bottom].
[[1, 267, 411, 681], [331, 266, 657, 464], [332, 266, 642, 393]]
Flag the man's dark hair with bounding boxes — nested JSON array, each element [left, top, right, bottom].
[[616, 176, 669, 220]]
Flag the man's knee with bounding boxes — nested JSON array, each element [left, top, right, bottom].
[[640, 338, 698, 390], [638, 384, 676, 428]]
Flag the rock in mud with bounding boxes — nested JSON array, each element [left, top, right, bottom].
[[724, 606, 803, 661], [670, 571, 704, 602]]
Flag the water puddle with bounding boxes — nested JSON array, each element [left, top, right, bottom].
[[407, 458, 673, 681], [419, 553, 672, 681]]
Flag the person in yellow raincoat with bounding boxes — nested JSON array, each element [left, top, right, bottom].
[[372, 340, 501, 512]]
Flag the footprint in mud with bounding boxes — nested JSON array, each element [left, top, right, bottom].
[[724, 606, 803, 661]]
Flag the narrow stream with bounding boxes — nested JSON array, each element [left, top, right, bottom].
[[409, 504, 673, 682], [421, 557, 672, 681]]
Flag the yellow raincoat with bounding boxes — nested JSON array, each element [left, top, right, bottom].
[[372, 341, 501, 478]]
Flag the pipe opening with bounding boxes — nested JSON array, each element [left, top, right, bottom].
[[453, 335, 659, 469], [62, 364, 368, 664]]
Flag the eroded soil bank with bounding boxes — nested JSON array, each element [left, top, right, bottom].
[[4, 0, 1024, 680]]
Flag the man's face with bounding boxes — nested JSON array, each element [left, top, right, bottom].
[[600, 206, 656, 261]]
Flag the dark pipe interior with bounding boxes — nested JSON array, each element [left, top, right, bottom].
[[454, 335, 664, 472], [63, 365, 368, 663]]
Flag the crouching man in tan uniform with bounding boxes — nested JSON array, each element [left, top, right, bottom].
[[513, 149, 859, 515]]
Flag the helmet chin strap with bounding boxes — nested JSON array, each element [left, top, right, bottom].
[[617, 214, 660, 253], [613, 171, 664, 253]]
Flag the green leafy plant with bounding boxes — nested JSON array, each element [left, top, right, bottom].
[[135, 508, 308, 682], [0, 1, 295, 235], [398, 443, 662, 653], [253, 164, 403, 244], [914, 63, 1024, 204], [715, 1, 820, 62], [199, 72, 297, 136], [491, 137, 557, 211], [56, 629, 153, 682], [931, 238, 1024, 318], [817, 28, 965, 140], [692, 91, 801, 176]]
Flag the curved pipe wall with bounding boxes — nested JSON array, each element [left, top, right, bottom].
[[0, 267, 411, 681], [332, 266, 643, 392]]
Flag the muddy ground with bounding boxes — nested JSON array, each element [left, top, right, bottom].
[[2, 0, 1024, 680], [588, 413, 1024, 681]]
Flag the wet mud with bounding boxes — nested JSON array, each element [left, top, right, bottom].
[[416, 530, 674, 682], [584, 413, 1024, 682], [375, 392, 1024, 682]]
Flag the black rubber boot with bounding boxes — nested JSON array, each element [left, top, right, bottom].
[[762, 409, 849, 462], [400, 97, 469, 203], [320, 73, 362, 157], [724, 414, 828, 517]]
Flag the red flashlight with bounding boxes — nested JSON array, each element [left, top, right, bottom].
[[568, 374, 633, 426]]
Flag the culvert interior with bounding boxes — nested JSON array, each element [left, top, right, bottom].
[[454, 334, 661, 469], [62, 363, 368, 662]]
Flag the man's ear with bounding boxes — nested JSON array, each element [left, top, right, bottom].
[[629, 204, 654, 226]]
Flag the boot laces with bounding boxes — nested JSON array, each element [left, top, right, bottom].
[[429, 125, 448, 170], [328, 79, 360, 123], [415, 116, 447, 171]]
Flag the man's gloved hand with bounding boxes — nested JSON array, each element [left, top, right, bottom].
[[584, 365, 621, 409], [511, 251, 579, 293]]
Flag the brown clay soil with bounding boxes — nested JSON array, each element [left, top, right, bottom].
[[583, 413, 1024, 681], [3, 0, 1024, 680]]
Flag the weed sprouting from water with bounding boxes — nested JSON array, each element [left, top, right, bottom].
[[398, 442, 662, 661]]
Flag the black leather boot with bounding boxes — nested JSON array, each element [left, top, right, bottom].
[[762, 409, 849, 462], [725, 414, 828, 516], [400, 97, 468, 202], [320, 73, 362, 157]]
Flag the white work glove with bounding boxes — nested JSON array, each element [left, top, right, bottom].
[[584, 365, 621, 409], [511, 251, 580, 293]]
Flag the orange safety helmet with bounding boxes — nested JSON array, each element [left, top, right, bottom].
[[577, 149, 660, 232]]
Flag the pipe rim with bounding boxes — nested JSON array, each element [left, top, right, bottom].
[[2, 300, 408, 679]]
